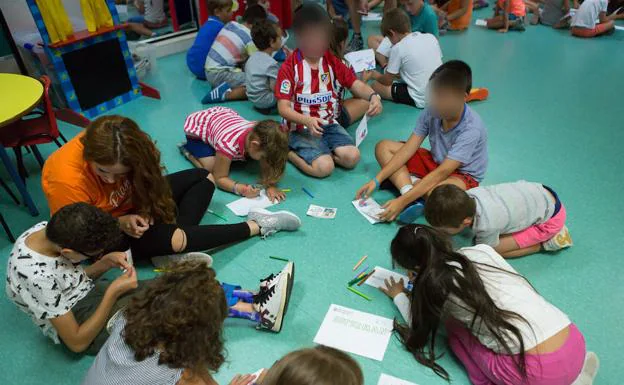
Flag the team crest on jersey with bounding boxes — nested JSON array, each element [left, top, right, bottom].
[[280, 80, 291, 94], [320, 72, 330, 84]]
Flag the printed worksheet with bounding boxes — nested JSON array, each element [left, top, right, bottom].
[[364, 267, 411, 290], [314, 304, 393, 361], [226, 190, 277, 216], [307, 204, 337, 219], [352, 197, 384, 224], [345, 49, 376, 73], [355, 115, 368, 148]]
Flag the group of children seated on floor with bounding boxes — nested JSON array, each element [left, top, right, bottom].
[[4, 1, 602, 385]]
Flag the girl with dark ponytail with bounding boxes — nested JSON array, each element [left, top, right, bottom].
[[381, 224, 596, 385]]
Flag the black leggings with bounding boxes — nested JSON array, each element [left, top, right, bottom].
[[129, 169, 250, 259]]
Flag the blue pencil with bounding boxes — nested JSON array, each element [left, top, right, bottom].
[[353, 264, 369, 279], [302, 187, 315, 198]]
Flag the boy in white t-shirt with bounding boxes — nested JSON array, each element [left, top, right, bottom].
[[369, 8, 443, 108], [571, 0, 624, 37]]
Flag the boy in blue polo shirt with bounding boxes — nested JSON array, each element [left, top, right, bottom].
[[355, 60, 488, 223], [186, 0, 233, 79]]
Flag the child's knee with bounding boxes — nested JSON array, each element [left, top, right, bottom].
[[171, 228, 187, 252], [337, 148, 361, 169], [368, 35, 381, 48], [311, 156, 335, 178], [375, 139, 393, 160]]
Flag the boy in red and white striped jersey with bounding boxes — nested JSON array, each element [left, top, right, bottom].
[[181, 107, 289, 202], [275, 3, 383, 178]]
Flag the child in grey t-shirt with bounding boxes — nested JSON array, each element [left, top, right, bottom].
[[245, 20, 284, 114], [424, 181, 573, 258]]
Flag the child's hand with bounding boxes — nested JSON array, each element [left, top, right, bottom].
[[118, 214, 150, 238], [266, 186, 286, 203], [379, 277, 405, 299], [304, 117, 325, 137], [109, 267, 138, 297], [380, 198, 407, 222], [101, 252, 132, 271], [367, 94, 383, 117], [355, 180, 377, 200], [361, 70, 374, 83], [497, 27, 508, 33], [241, 184, 261, 198], [228, 374, 256, 385]]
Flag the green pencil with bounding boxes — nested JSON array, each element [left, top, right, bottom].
[[269, 256, 290, 262], [207, 209, 228, 221], [347, 273, 368, 286], [347, 286, 372, 301]]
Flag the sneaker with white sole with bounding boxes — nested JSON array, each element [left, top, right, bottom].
[[248, 208, 302, 238], [253, 270, 292, 332], [571, 352, 599, 385], [150, 252, 213, 269], [260, 261, 294, 291], [542, 226, 573, 251]]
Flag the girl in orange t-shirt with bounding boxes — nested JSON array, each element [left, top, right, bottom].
[[486, 0, 527, 32], [440, 0, 473, 31], [42, 116, 301, 264]]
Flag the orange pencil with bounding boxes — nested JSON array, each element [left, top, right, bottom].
[[352, 255, 368, 271]]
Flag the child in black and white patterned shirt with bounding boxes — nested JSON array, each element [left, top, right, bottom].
[[5, 203, 140, 355]]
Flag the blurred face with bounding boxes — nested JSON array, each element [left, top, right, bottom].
[[427, 86, 467, 120], [437, 224, 467, 236], [296, 25, 330, 59], [60, 248, 103, 263], [90, 161, 131, 184], [400, 0, 422, 15], [270, 27, 284, 52], [247, 139, 265, 161]]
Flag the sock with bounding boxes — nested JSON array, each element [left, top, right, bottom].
[[229, 308, 261, 322], [400, 184, 413, 195]]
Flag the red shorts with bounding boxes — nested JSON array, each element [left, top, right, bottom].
[[406, 148, 480, 189]]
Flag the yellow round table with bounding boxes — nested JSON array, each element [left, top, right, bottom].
[[0, 73, 44, 127], [0, 73, 43, 216]]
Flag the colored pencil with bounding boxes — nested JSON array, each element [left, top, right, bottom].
[[281, 189, 291, 192], [347, 286, 372, 301], [352, 255, 368, 271], [353, 264, 369, 279], [269, 256, 290, 262], [153, 268, 168, 273], [357, 269, 376, 286], [302, 187, 315, 198], [348, 274, 366, 286], [207, 209, 227, 221]]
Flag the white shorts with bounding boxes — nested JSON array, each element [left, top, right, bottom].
[[376, 37, 393, 58]]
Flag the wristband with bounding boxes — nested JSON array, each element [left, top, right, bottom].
[[368, 92, 380, 102], [373, 177, 380, 190], [233, 182, 240, 196]]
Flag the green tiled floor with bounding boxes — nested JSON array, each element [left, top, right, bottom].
[[1, 9, 622, 385]]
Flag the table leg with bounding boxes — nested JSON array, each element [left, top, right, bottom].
[[0, 146, 39, 216]]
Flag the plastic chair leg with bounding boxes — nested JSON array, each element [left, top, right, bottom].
[[0, 146, 38, 216], [31, 146, 45, 168], [13, 147, 28, 181], [0, 178, 20, 204], [0, 213, 15, 243]]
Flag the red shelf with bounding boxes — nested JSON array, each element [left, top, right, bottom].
[[48, 25, 126, 49]]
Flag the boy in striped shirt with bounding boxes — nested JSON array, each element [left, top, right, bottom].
[[201, 5, 267, 104], [276, 3, 383, 178]]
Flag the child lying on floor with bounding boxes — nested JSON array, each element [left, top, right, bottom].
[[180, 106, 289, 202]]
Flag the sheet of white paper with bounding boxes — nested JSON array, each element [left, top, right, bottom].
[[355, 115, 368, 148], [307, 204, 337, 219], [365, 266, 410, 289], [363, 12, 383, 21], [616, 25, 624, 31], [226, 190, 276, 216], [352, 197, 384, 224], [314, 304, 393, 361], [475, 19, 487, 26], [251, 369, 264, 381], [345, 49, 376, 73], [125, 249, 133, 266], [377, 373, 419, 385]]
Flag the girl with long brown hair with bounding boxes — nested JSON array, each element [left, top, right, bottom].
[[380, 224, 597, 385], [42, 115, 301, 266]]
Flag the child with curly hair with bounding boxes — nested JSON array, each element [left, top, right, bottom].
[[83, 260, 295, 385]]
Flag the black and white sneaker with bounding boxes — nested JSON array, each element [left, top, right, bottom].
[[346, 33, 364, 53], [259, 261, 294, 291], [253, 268, 292, 333]]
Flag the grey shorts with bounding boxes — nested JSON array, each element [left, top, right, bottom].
[[205, 69, 246, 88]]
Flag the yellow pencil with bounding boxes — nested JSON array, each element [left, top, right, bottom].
[[281, 189, 291, 192], [352, 255, 368, 271]]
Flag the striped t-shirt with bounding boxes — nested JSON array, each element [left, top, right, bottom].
[[204, 21, 256, 72], [82, 316, 183, 385], [183, 107, 255, 160], [275, 49, 357, 131]]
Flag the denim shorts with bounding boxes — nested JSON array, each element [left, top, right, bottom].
[[289, 123, 355, 165], [184, 136, 215, 158]]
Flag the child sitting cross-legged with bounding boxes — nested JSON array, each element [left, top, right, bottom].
[[245, 19, 283, 115], [276, 3, 383, 178], [356, 60, 488, 223], [425, 181, 573, 258], [486, 0, 527, 32], [369, 8, 443, 109], [83, 260, 295, 385], [6, 203, 141, 355], [201, 5, 268, 104], [180, 107, 289, 203], [570, 0, 624, 37], [380, 224, 597, 385]]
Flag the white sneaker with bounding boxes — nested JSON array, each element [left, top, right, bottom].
[[253, 268, 292, 333], [248, 208, 302, 238], [543, 226, 573, 251], [151, 252, 213, 269], [259, 261, 294, 291], [571, 352, 599, 385]]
